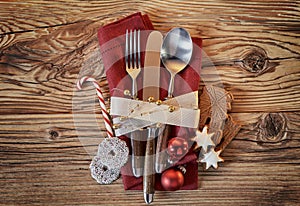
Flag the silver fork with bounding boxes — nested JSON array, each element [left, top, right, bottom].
[[125, 29, 141, 98], [125, 29, 144, 177]]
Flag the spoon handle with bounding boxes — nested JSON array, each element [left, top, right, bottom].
[[168, 73, 176, 98], [155, 124, 170, 173]]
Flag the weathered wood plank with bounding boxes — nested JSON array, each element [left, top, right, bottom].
[[0, 1, 299, 34], [0, 112, 299, 205], [0, 58, 299, 114], [1, 37, 299, 114], [0, 5, 299, 114]]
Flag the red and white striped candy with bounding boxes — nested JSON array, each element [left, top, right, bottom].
[[77, 76, 114, 138]]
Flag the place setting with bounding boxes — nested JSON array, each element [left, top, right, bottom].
[[76, 12, 240, 204]]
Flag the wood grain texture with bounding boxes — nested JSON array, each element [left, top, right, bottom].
[[0, 0, 299, 205]]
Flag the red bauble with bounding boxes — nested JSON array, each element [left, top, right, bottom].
[[167, 137, 189, 163], [161, 168, 184, 191]]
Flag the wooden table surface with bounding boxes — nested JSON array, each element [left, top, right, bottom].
[[1, 0, 299, 205]]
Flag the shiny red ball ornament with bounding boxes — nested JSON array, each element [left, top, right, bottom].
[[161, 168, 184, 191], [167, 137, 189, 163]]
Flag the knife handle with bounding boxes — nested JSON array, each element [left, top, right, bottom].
[[155, 125, 170, 173], [130, 130, 147, 177], [143, 127, 156, 203]]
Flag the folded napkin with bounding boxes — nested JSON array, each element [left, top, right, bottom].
[[97, 12, 202, 190]]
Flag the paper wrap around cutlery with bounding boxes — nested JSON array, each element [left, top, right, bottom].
[[98, 12, 202, 190], [111, 91, 200, 136]]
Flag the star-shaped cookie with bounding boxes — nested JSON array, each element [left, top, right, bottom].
[[200, 149, 224, 170], [192, 126, 215, 152]]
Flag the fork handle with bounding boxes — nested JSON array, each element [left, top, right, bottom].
[[130, 130, 147, 177], [143, 127, 156, 204], [132, 79, 138, 98]]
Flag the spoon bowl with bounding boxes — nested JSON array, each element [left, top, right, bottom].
[[161, 27, 193, 97]]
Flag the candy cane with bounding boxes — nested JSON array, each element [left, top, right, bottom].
[[77, 76, 115, 138]]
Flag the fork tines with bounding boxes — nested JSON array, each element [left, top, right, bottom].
[[125, 29, 140, 69]]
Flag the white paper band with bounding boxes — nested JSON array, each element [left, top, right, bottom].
[[111, 91, 200, 136]]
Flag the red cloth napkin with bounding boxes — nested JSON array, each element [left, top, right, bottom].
[[97, 12, 202, 190]]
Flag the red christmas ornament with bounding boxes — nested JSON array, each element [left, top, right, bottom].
[[161, 168, 184, 191], [167, 137, 189, 163]]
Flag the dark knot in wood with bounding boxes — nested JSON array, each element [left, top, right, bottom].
[[244, 50, 266, 73], [236, 47, 278, 76], [49, 130, 59, 139], [46, 128, 60, 141], [257, 113, 287, 145]]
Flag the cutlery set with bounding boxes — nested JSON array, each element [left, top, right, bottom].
[[124, 28, 192, 204], [78, 13, 240, 205]]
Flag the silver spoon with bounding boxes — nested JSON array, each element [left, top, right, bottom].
[[161, 27, 193, 97], [155, 28, 193, 174]]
